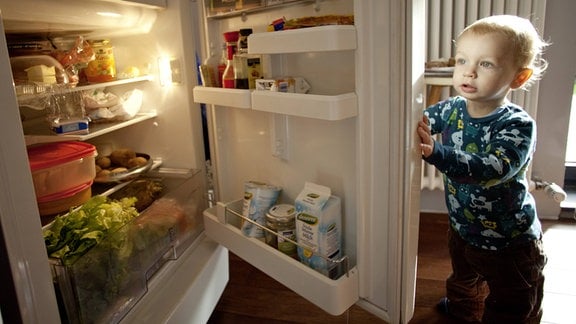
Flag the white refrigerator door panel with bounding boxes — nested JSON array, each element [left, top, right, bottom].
[[210, 107, 358, 263], [353, 1, 424, 322], [197, 0, 422, 321]]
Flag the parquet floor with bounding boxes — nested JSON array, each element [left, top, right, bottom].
[[208, 213, 576, 324]]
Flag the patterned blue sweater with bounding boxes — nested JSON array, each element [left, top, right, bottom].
[[424, 96, 542, 250]]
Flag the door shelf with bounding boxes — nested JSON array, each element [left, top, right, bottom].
[[23, 112, 158, 146], [203, 200, 359, 316], [193, 86, 357, 120], [248, 25, 357, 54], [252, 91, 357, 120], [192, 87, 252, 109]]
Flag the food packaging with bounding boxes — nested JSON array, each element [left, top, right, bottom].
[[10, 55, 69, 85], [45, 88, 87, 127], [50, 118, 90, 135], [27, 142, 97, 202], [255, 77, 311, 93], [84, 89, 143, 123], [85, 40, 116, 83], [25, 65, 57, 84], [241, 181, 281, 238], [295, 182, 342, 279]]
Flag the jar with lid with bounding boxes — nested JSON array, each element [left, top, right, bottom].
[[265, 204, 297, 259], [84, 40, 116, 83]]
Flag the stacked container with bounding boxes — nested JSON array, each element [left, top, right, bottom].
[[27, 141, 97, 216]]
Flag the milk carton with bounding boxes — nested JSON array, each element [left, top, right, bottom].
[[295, 182, 342, 279]]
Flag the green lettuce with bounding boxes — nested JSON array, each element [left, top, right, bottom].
[[43, 195, 139, 265]]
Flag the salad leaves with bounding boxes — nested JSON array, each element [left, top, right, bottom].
[[43, 195, 139, 265]]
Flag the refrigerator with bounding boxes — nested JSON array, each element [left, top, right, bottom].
[[0, 0, 425, 323]]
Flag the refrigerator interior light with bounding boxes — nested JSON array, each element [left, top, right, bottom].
[[158, 56, 173, 86]]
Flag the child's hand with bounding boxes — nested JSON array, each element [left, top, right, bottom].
[[417, 115, 434, 158]]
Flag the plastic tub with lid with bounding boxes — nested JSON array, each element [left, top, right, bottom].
[[27, 141, 97, 200], [37, 181, 93, 217]]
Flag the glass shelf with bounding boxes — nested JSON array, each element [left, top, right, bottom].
[[17, 75, 153, 104], [20, 76, 155, 146], [24, 112, 157, 146]]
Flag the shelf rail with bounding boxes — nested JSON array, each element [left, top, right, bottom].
[[215, 199, 351, 279]]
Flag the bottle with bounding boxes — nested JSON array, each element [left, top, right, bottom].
[[233, 56, 249, 89], [222, 31, 239, 89], [247, 55, 262, 89], [217, 43, 227, 88], [237, 28, 251, 54], [237, 28, 262, 89], [233, 28, 252, 89]]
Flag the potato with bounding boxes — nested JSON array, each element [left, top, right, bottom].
[[127, 156, 148, 168], [110, 167, 128, 174], [95, 165, 102, 174], [97, 169, 111, 178], [95, 156, 112, 169], [109, 148, 136, 167]]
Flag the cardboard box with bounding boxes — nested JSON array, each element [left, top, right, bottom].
[[255, 77, 311, 93]]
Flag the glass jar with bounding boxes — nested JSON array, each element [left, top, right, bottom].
[[85, 40, 116, 83], [265, 204, 297, 258]]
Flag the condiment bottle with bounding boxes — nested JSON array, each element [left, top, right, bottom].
[[222, 31, 239, 89], [217, 43, 227, 88], [238, 28, 263, 89], [233, 28, 252, 89]]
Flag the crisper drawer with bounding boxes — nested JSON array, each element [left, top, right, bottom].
[[203, 200, 359, 316], [47, 169, 207, 324]]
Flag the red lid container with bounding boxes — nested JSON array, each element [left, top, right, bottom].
[[27, 141, 97, 202], [28, 141, 96, 172]]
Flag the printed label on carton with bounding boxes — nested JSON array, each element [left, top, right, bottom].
[[295, 182, 342, 278]]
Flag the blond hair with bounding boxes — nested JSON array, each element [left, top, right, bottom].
[[457, 15, 549, 88]]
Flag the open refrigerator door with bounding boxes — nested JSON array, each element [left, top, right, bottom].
[[194, 0, 424, 322]]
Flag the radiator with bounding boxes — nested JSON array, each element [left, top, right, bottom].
[[421, 0, 547, 190]]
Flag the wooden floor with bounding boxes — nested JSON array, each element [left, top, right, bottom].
[[208, 213, 576, 324]]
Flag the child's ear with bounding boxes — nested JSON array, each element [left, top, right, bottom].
[[511, 68, 533, 89]]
